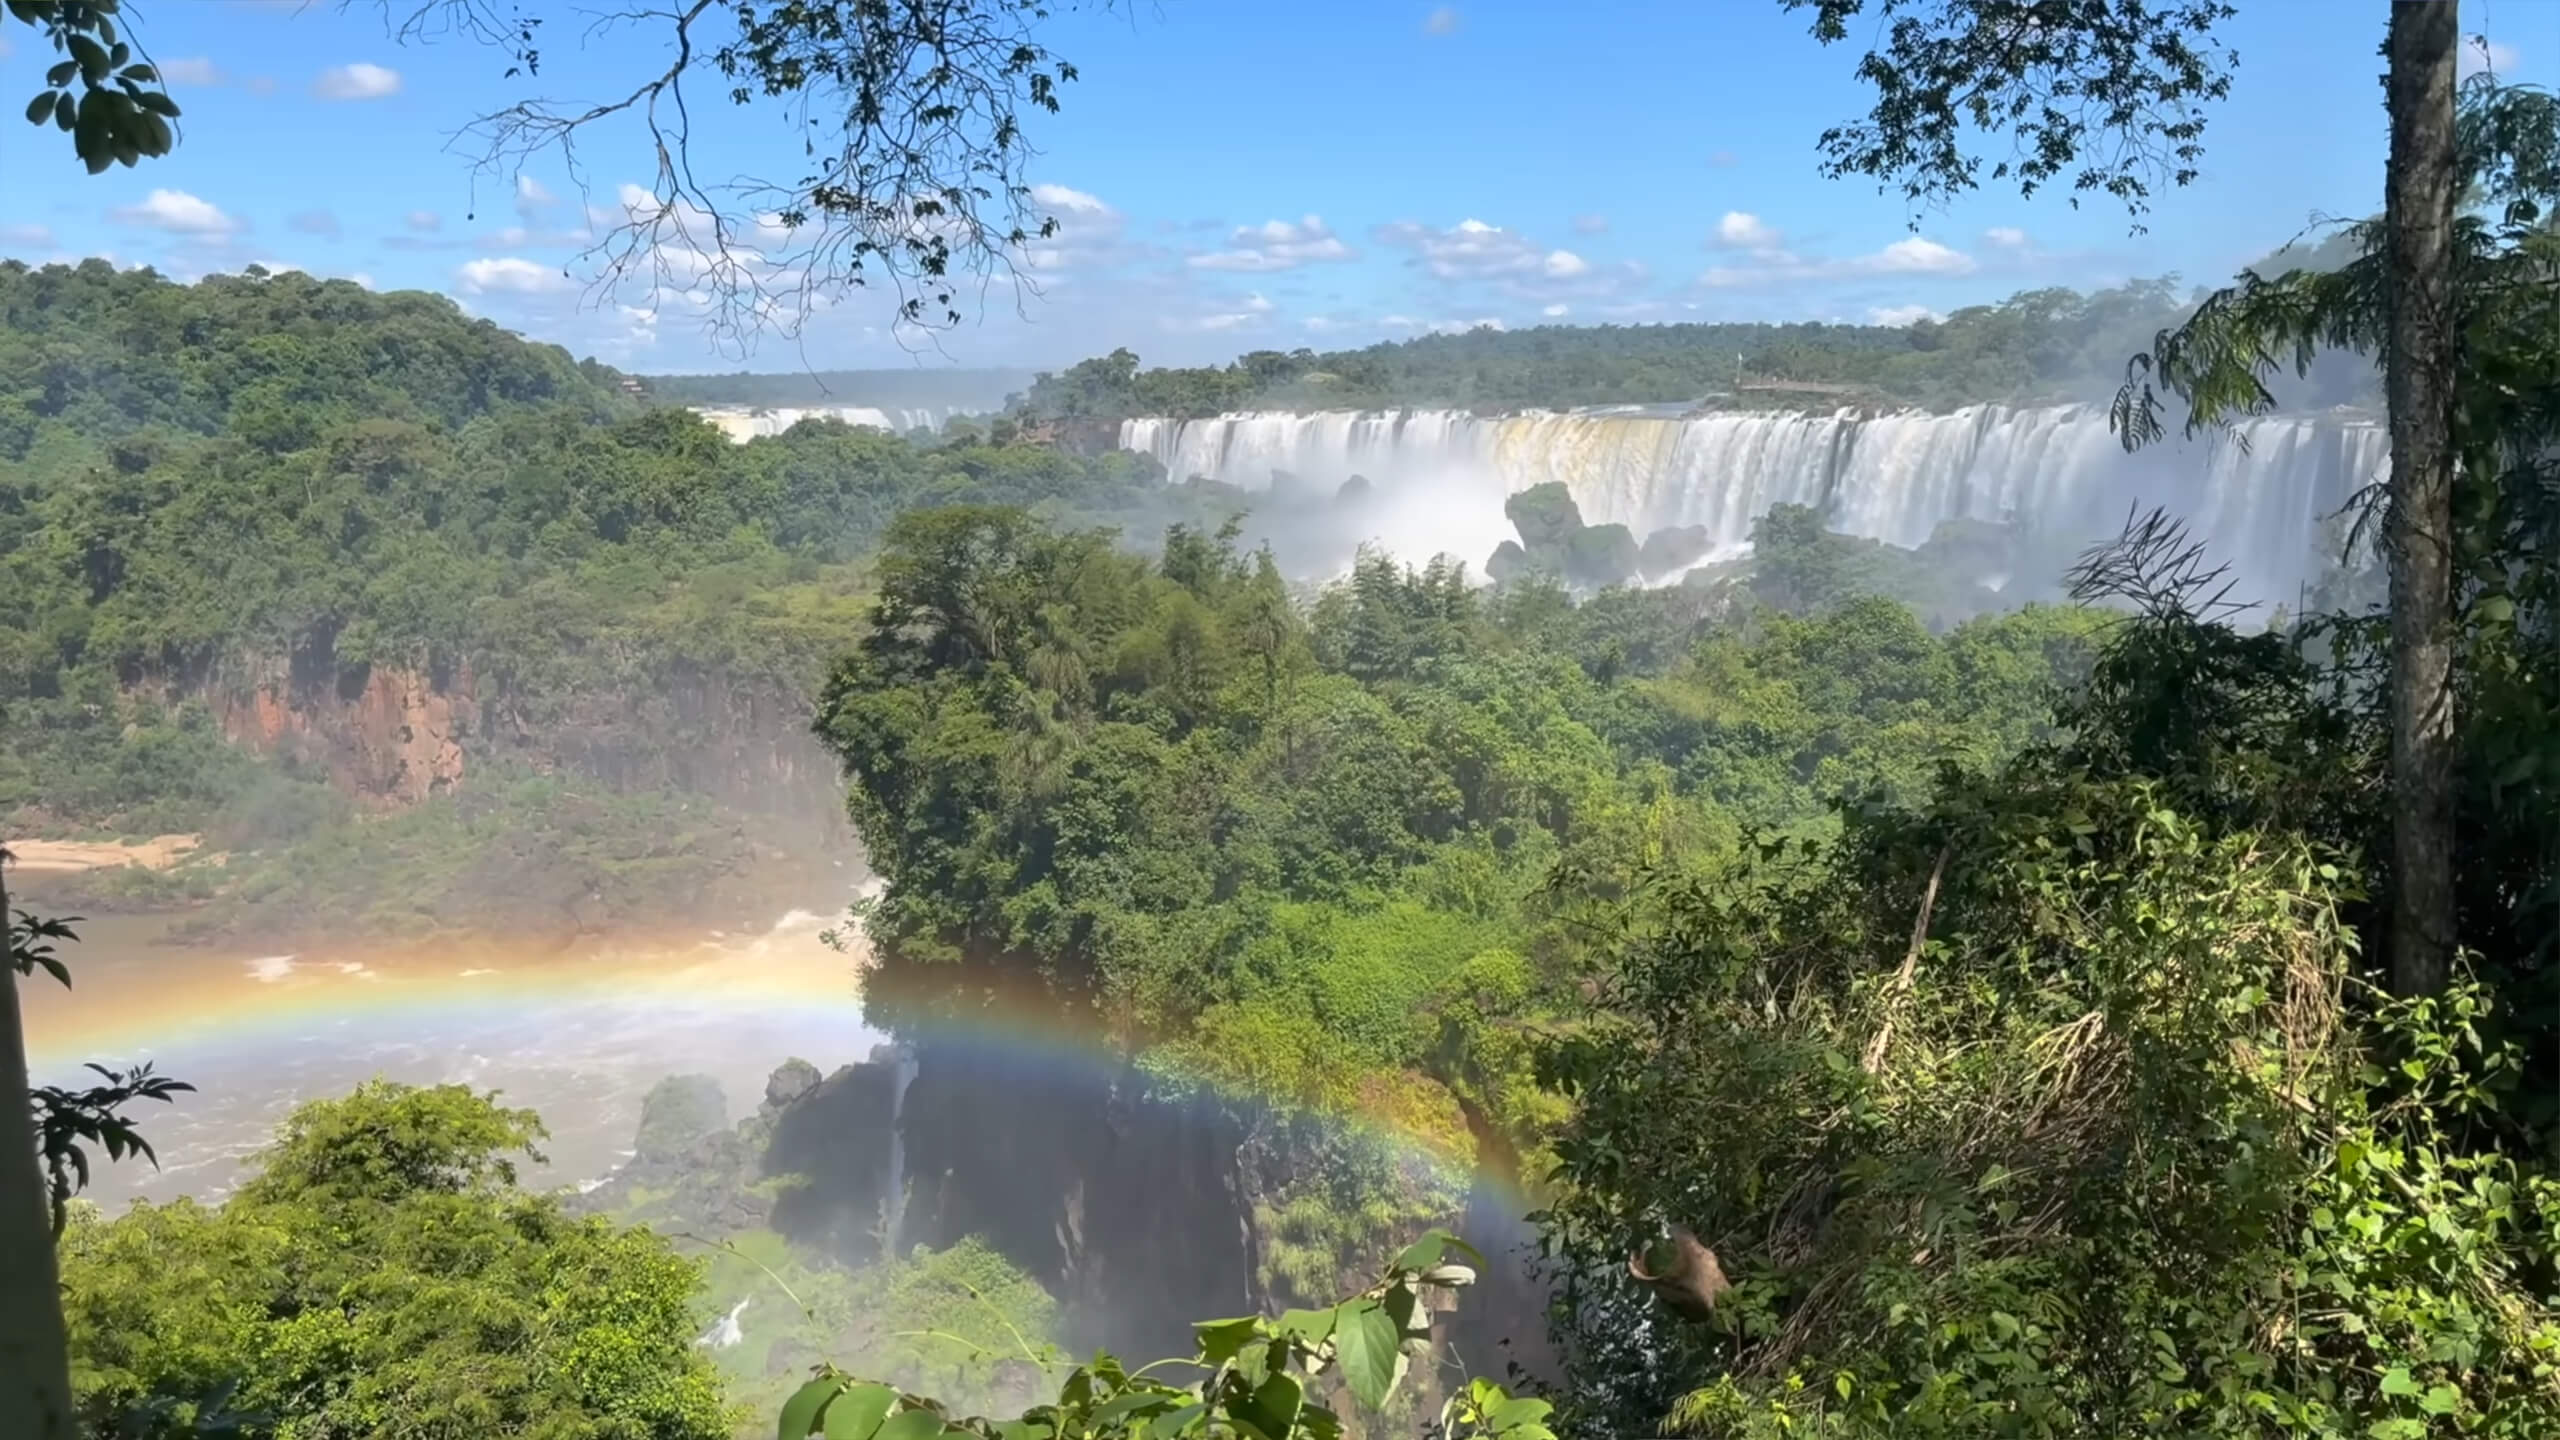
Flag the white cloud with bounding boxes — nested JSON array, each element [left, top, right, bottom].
[[0, 222, 54, 250], [1700, 231, 1975, 288], [1542, 302, 1570, 318], [1189, 215, 1355, 272], [1170, 291, 1277, 333], [514, 175, 559, 222], [1375, 217, 1544, 280], [1376, 216, 1647, 306], [313, 63, 402, 101], [110, 189, 239, 235], [1713, 211, 1783, 252], [1572, 213, 1609, 235], [1425, 6, 1460, 35], [161, 58, 223, 86], [455, 256, 572, 295], [1030, 183, 1111, 216], [2461, 36, 2521, 78], [404, 210, 442, 233], [288, 209, 341, 237], [1983, 226, 2029, 249], [1019, 184, 1132, 275], [1871, 236, 1973, 274], [1867, 304, 1945, 327]]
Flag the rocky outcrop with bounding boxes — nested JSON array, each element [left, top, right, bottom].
[[214, 661, 472, 807], [191, 652, 849, 847]]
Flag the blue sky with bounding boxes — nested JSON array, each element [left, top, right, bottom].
[[0, 0, 2541, 373]]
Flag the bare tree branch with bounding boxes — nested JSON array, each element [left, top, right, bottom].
[[363, 1, 1112, 353]]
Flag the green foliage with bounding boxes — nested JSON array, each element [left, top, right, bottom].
[[59, 1082, 732, 1439], [679, 1230, 1067, 1425], [1537, 530, 2560, 1437], [2114, 73, 2560, 1109], [818, 498, 2100, 1316], [1783, 0, 2239, 226], [0, 265, 1176, 924], [10, 1, 182, 174], [776, 1235, 1550, 1440]]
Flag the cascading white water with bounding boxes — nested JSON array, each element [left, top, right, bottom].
[[693, 404, 969, 442], [881, 1046, 918, 1258], [1121, 406, 2390, 610], [694, 1296, 751, 1349]]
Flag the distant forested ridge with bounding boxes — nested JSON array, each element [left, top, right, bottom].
[[1012, 275, 2382, 421], [1010, 281, 2197, 419]]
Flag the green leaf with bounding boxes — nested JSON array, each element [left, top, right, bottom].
[[872, 1409, 948, 1440], [1383, 1283, 1419, 1339], [1275, 1308, 1335, 1344], [46, 61, 76, 88], [1195, 1316, 1260, 1367], [24, 91, 52, 125], [1393, 1233, 1447, 1272], [1235, 1372, 1303, 1440], [1091, 1392, 1176, 1426], [780, 1378, 844, 1440], [824, 1384, 901, 1440], [68, 34, 109, 84], [1236, 1338, 1272, 1390], [1488, 1397, 1552, 1430], [137, 90, 178, 118], [2378, 1366, 2419, 1398], [1330, 1299, 1399, 1412], [2418, 1385, 2459, 1416]]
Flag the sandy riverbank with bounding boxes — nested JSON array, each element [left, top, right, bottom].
[[9, 834, 207, 872]]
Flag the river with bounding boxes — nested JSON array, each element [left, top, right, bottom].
[[15, 873, 885, 1208]]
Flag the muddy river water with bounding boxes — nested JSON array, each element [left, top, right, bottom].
[[16, 876, 885, 1208]]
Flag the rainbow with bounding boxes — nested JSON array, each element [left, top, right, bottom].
[[21, 911, 1539, 1211]]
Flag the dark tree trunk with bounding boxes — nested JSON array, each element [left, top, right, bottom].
[[0, 854, 78, 1440], [2383, 1, 2461, 998]]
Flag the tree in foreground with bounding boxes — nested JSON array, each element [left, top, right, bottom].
[[1783, 0, 2469, 997], [1540, 517, 2560, 1437], [58, 1081, 732, 1439]]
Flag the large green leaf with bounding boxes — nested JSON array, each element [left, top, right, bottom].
[[1234, 1372, 1303, 1440], [823, 1384, 902, 1440], [872, 1408, 950, 1440], [1274, 1308, 1335, 1344], [1392, 1230, 1486, 1273], [1194, 1315, 1260, 1366], [780, 1378, 845, 1440], [1329, 1300, 1399, 1411]]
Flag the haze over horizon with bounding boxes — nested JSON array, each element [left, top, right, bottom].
[[1, 0, 2531, 374]]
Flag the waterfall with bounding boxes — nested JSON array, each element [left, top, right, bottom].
[[694, 1296, 751, 1349], [693, 404, 970, 442], [1121, 406, 2390, 610], [881, 1045, 919, 1257]]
